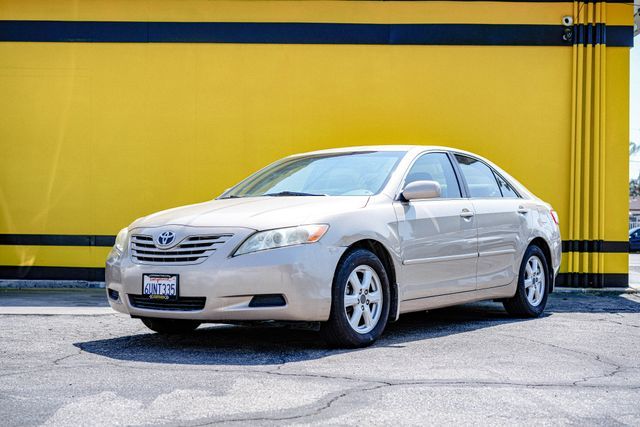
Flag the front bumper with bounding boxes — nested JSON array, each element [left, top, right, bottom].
[[106, 228, 345, 322]]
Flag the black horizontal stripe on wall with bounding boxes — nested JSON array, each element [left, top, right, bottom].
[[0, 21, 633, 47], [562, 240, 629, 253], [573, 23, 634, 47], [0, 266, 105, 281], [0, 234, 115, 247], [556, 273, 628, 288]]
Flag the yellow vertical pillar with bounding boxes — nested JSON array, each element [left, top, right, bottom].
[[568, 0, 609, 286], [597, 2, 607, 278]]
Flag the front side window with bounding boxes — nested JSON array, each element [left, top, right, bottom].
[[454, 155, 501, 198], [404, 152, 461, 198], [222, 151, 406, 198]]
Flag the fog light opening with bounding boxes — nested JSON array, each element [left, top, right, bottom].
[[248, 294, 287, 308], [108, 288, 121, 303]]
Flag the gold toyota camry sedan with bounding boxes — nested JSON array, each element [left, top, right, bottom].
[[106, 146, 561, 347]]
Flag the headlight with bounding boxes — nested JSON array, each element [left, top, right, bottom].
[[234, 224, 329, 256], [114, 227, 128, 252]]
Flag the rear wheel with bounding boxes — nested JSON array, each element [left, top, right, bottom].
[[503, 245, 549, 317], [140, 317, 201, 334], [320, 249, 390, 348]]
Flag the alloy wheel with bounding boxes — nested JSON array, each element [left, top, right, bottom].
[[524, 255, 545, 306], [343, 265, 383, 334]]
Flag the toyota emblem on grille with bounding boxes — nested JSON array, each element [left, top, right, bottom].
[[156, 231, 176, 247]]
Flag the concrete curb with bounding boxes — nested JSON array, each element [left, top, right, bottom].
[[554, 286, 638, 294], [0, 280, 105, 289], [0, 307, 113, 315]]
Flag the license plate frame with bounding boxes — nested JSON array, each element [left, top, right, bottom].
[[142, 273, 179, 300]]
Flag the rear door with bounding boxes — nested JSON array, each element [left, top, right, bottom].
[[453, 154, 530, 289], [394, 152, 478, 299]]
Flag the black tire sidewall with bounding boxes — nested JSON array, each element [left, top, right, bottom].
[[327, 249, 391, 347]]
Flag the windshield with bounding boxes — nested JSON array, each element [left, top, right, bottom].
[[221, 151, 406, 198]]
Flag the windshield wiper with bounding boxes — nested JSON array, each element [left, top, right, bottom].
[[262, 191, 327, 197]]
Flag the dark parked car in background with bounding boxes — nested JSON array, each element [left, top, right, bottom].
[[630, 227, 640, 252]]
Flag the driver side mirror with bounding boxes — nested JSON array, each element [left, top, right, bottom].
[[402, 180, 441, 201]]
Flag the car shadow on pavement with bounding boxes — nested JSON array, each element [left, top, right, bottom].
[[75, 294, 640, 366], [67, 297, 585, 366]]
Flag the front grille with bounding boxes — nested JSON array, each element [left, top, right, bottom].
[[130, 234, 232, 265], [128, 295, 206, 311]]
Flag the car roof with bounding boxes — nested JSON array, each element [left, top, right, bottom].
[[291, 145, 456, 157]]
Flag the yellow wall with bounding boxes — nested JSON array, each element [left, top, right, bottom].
[[0, 0, 633, 285]]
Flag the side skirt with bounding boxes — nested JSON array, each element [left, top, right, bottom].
[[398, 281, 517, 315]]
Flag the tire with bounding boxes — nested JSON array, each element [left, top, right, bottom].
[[503, 245, 549, 317], [320, 249, 391, 348], [140, 317, 201, 334]]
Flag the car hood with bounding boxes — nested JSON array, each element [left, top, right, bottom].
[[130, 196, 370, 231]]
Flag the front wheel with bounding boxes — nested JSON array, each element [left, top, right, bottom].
[[140, 317, 201, 334], [503, 245, 549, 317], [320, 249, 390, 348]]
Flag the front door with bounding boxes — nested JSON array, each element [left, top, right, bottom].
[[394, 152, 478, 300]]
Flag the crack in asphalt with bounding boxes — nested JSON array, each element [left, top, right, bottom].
[[498, 333, 624, 368], [497, 333, 639, 387], [10, 355, 638, 391], [572, 365, 626, 387], [178, 375, 640, 426], [52, 348, 83, 366], [597, 317, 640, 329], [193, 383, 389, 426]]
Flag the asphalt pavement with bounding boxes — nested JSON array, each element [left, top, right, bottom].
[[1, 288, 639, 426]]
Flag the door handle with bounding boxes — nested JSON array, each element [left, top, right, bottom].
[[517, 206, 529, 214], [460, 209, 474, 219]]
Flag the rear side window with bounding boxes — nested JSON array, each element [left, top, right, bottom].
[[494, 173, 519, 198], [454, 155, 501, 198], [404, 153, 462, 198]]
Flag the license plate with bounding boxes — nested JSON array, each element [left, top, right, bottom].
[[142, 274, 179, 300]]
